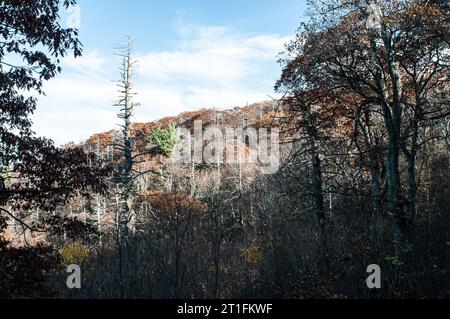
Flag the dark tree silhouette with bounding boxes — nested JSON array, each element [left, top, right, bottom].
[[0, 0, 110, 297], [276, 0, 449, 255]]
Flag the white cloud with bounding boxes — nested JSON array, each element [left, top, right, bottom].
[[33, 22, 290, 146], [137, 24, 290, 86], [63, 50, 106, 72], [33, 79, 117, 144]]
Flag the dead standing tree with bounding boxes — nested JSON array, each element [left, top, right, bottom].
[[111, 37, 140, 297], [112, 37, 140, 239]]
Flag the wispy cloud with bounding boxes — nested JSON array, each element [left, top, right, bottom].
[[33, 21, 290, 145]]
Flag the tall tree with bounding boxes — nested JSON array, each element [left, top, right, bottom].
[[0, 0, 110, 297], [277, 0, 449, 252], [112, 37, 139, 241], [0, 0, 108, 227]]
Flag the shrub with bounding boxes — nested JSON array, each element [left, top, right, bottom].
[[59, 242, 90, 265]]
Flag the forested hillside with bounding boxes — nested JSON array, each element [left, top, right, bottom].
[[1, 0, 449, 299]]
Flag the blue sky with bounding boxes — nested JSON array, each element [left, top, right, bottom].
[[33, 0, 307, 145]]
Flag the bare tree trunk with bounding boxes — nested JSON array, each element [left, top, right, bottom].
[[360, 108, 382, 245], [386, 142, 404, 254], [370, 163, 382, 245], [310, 133, 327, 264], [114, 36, 137, 241], [404, 101, 421, 229]]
